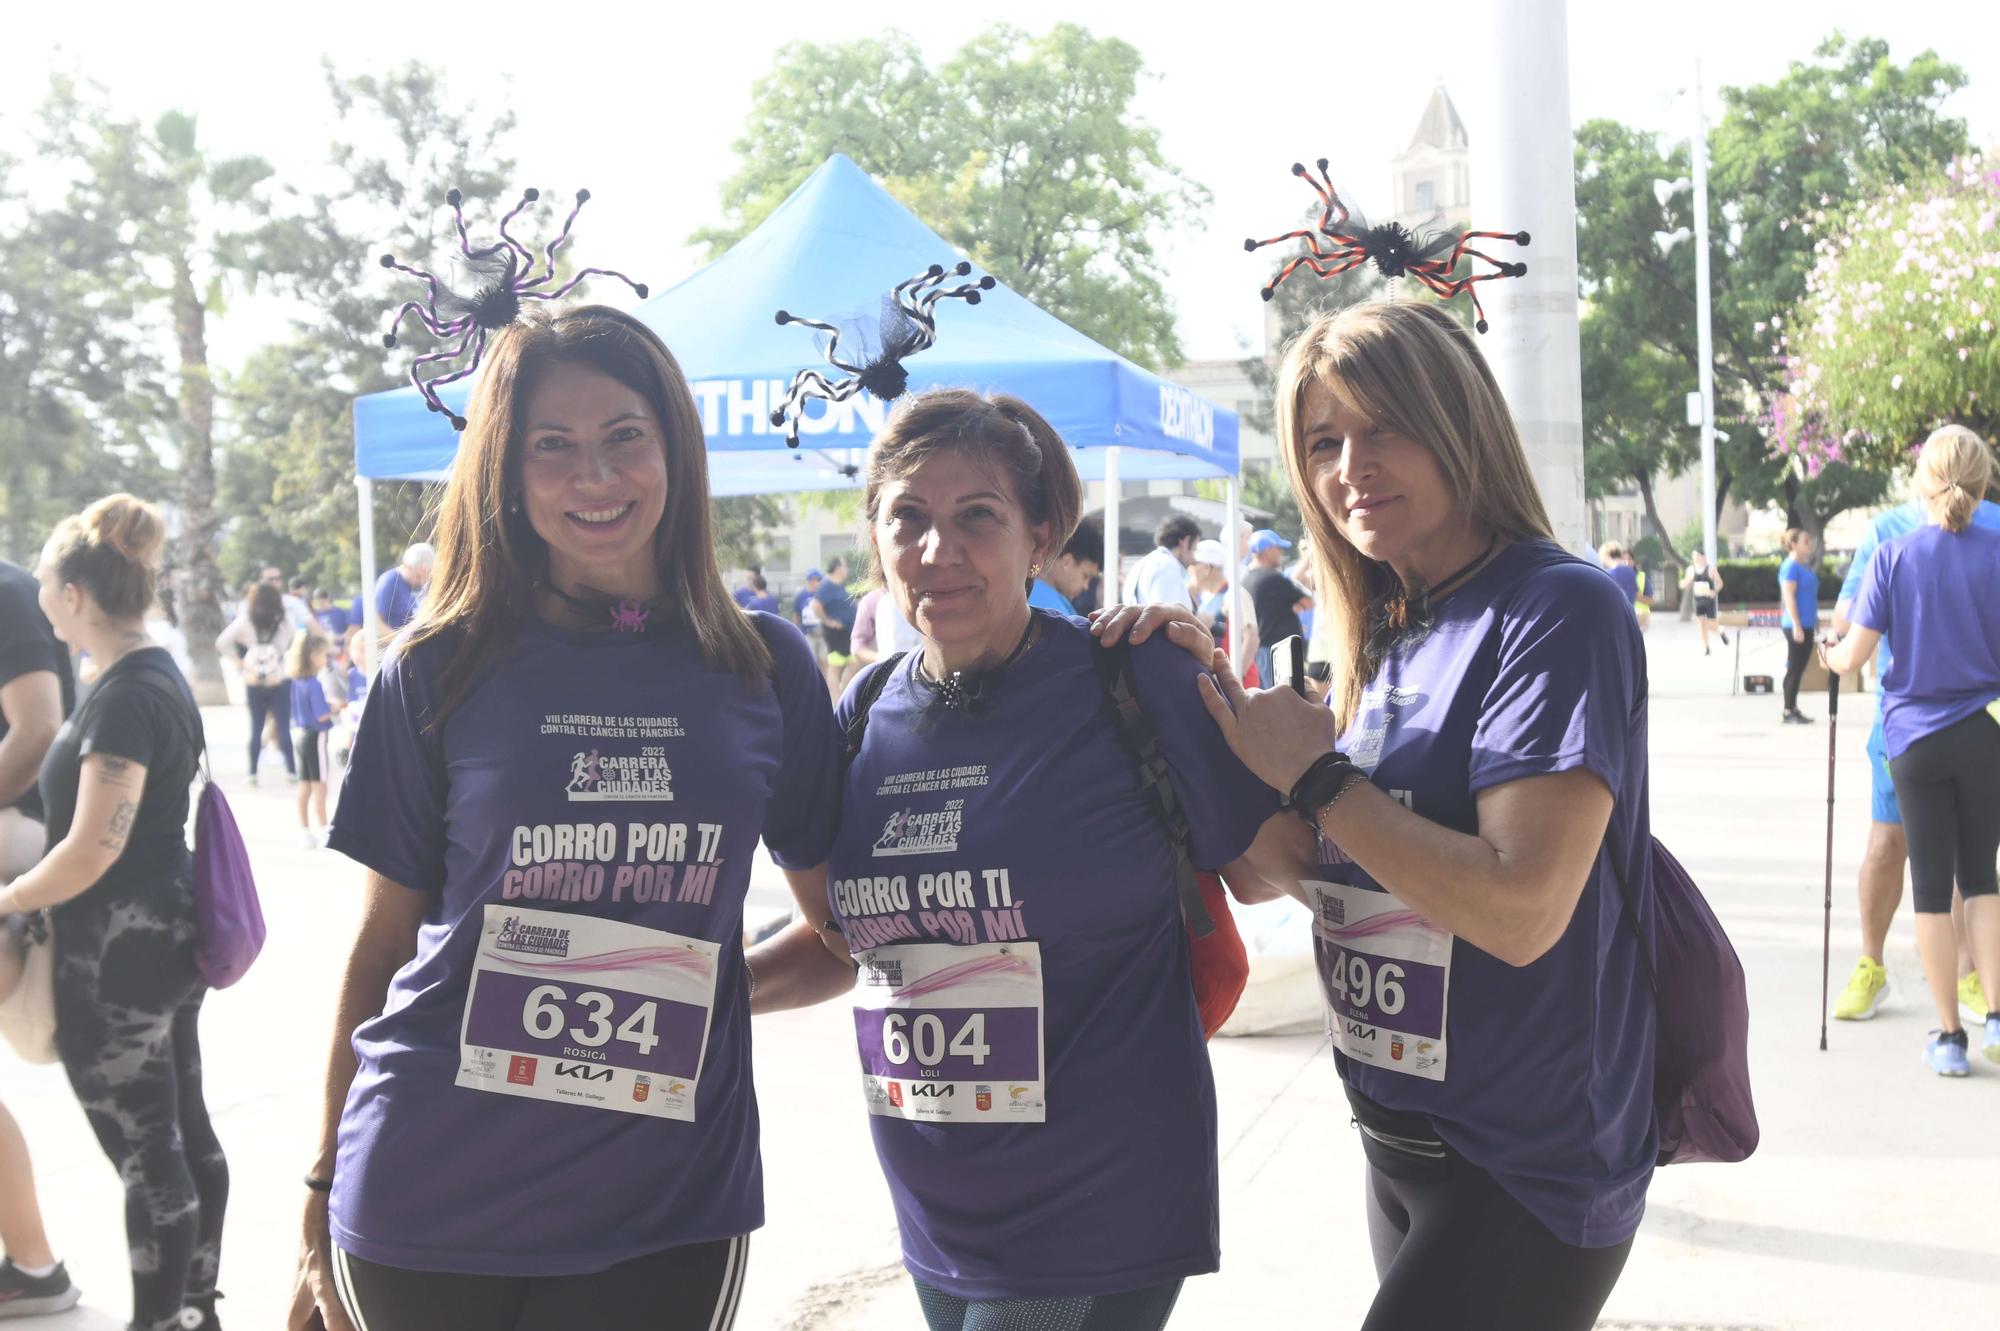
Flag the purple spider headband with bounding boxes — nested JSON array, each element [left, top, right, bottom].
[[380, 188, 649, 430], [770, 261, 995, 446]]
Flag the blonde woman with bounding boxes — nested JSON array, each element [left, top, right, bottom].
[[1822, 425, 2000, 1075], [289, 307, 842, 1331], [1103, 302, 1656, 1330], [1, 495, 224, 1331]]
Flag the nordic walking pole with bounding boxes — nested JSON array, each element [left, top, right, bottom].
[[1820, 655, 1840, 1052]]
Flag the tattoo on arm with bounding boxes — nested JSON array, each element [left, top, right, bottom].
[[97, 800, 138, 854]]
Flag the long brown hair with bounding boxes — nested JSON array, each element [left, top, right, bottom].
[[1275, 302, 1553, 733], [404, 306, 770, 721]]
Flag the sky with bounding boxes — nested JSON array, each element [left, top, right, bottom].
[[5, 0, 1996, 372]]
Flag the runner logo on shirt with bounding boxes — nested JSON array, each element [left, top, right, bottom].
[[495, 916, 572, 958], [565, 747, 674, 802], [871, 805, 962, 857]]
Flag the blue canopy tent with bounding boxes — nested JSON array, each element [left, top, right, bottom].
[[350, 154, 1243, 644]]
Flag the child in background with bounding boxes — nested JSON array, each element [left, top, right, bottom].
[[288, 634, 334, 847]]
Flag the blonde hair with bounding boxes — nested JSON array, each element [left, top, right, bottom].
[[404, 306, 771, 722], [288, 630, 327, 679], [42, 493, 166, 620], [860, 390, 1082, 585], [1915, 424, 1992, 533], [1275, 302, 1553, 733]]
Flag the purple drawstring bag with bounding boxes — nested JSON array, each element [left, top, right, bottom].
[[192, 777, 265, 989], [1613, 836, 1759, 1166]]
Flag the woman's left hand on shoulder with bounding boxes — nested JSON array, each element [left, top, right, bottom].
[[1194, 648, 1337, 795], [1091, 602, 1214, 663]]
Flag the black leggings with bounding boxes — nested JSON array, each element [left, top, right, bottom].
[[333, 1235, 748, 1331], [53, 883, 227, 1331], [914, 1278, 1183, 1331], [1782, 633, 1814, 712], [1351, 1091, 1631, 1331], [245, 682, 295, 775], [1888, 708, 2000, 914]]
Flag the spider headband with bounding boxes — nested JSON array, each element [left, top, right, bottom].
[[1244, 159, 1529, 332], [380, 187, 649, 430], [770, 261, 996, 447]]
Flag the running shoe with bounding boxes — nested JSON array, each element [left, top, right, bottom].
[[0, 1258, 81, 1317], [1984, 1015, 2000, 1066], [1833, 956, 1889, 1020], [1925, 1029, 1971, 1078], [1958, 972, 1990, 1024]]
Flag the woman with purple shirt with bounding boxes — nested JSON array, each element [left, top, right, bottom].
[[288, 308, 842, 1331], [1822, 425, 2000, 1075], [1104, 303, 1656, 1330], [744, 391, 1296, 1331]]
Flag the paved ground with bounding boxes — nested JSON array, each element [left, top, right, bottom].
[[9, 616, 1996, 1329]]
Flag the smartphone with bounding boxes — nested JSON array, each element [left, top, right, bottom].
[[1271, 635, 1307, 697]]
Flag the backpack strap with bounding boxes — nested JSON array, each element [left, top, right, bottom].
[[843, 653, 908, 763], [1093, 640, 1216, 939], [1604, 833, 1659, 994]]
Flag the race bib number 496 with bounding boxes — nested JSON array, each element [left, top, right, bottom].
[[457, 905, 718, 1120], [1307, 881, 1452, 1083], [852, 940, 1045, 1123]]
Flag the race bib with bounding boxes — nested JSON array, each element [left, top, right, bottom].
[[1692, 580, 1715, 599], [1307, 881, 1452, 1082], [851, 940, 1045, 1123], [457, 905, 718, 1120]]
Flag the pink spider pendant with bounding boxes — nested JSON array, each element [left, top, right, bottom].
[[610, 599, 649, 634]]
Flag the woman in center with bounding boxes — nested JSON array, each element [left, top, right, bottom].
[[747, 390, 1295, 1331]]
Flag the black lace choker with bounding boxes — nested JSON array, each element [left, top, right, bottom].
[[913, 616, 1038, 711], [1364, 537, 1499, 662]]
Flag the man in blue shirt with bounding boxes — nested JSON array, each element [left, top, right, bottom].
[[1027, 518, 1103, 618], [1777, 529, 1820, 724], [372, 543, 435, 641], [732, 566, 762, 609], [1828, 491, 2000, 1023]]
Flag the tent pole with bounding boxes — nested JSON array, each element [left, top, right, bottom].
[[357, 475, 380, 669], [1103, 447, 1122, 606], [1224, 477, 1244, 675]]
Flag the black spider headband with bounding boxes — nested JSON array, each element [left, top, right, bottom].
[[770, 261, 995, 447], [1245, 159, 1529, 332], [380, 188, 649, 430]]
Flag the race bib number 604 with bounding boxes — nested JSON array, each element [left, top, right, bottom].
[[852, 940, 1046, 1123], [457, 905, 718, 1120]]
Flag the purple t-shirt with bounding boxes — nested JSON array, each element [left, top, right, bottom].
[[325, 612, 840, 1275], [828, 611, 1275, 1299], [1849, 523, 2000, 759], [1321, 541, 1656, 1247]]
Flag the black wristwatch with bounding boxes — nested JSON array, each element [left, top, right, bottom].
[[1283, 751, 1368, 829]]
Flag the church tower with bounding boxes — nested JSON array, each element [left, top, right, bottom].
[[1390, 84, 1471, 231]]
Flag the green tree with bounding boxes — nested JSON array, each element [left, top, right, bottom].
[[0, 147, 168, 564], [1573, 34, 1966, 551], [33, 79, 284, 698], [700, 24, 1207, 369]]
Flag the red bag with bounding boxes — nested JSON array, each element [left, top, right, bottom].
[[1187, 872, 1249, 1038]]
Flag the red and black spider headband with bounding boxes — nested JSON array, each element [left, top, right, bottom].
[[380, 188, 649, 430], [1244, 159, 1529, 332]]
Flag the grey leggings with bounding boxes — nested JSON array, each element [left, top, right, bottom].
[[913, 1279, 1183, 1331], [1888, 708, 2000, 914], [53, 883, 227, 1331]]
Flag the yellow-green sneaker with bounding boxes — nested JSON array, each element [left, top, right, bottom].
[[1958, 973, 1990, 1025], [1834, 957, 1889, 1020]]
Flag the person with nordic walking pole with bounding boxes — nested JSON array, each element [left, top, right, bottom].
[[1821, 425, 2000, 1077]]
